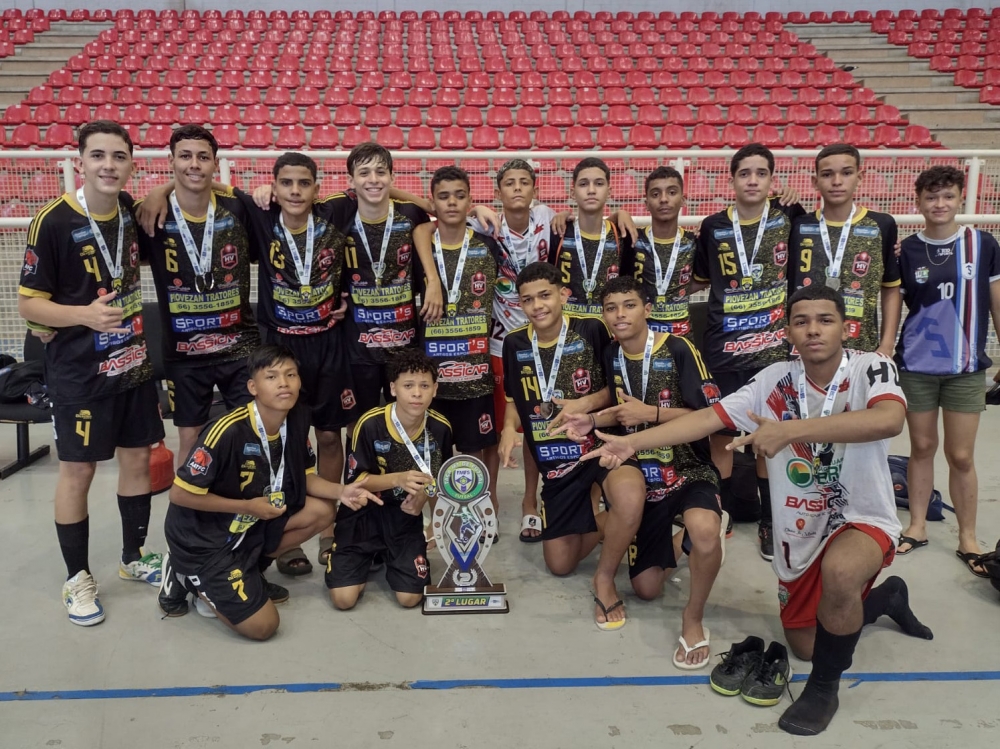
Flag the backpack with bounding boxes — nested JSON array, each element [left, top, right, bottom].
[[980, 542, 1000, 596], [0, 359, 49, 409], [887, 454, 946, 521]]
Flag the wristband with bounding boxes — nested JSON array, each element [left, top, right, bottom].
[[589, 413, 597, 430]]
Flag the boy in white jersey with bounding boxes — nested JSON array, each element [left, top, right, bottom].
[[583, 284, 932, 736]]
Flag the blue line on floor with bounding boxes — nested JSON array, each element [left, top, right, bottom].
[[3, 671, 1000, 702]]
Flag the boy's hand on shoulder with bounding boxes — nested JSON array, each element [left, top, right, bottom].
[[550, 210, 573, 237], [252, 184, 276, 209], [470, 205, 501, 235]]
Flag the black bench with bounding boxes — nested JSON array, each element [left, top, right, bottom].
[[0, 331, 51, 479]]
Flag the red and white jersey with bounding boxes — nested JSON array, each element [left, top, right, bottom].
[[713, 350, 905, 583], [474, 204, 557, 357]]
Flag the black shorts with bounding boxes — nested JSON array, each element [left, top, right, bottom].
[[714, 367, 765, 437], [538, 458, 639, 541], [325, 504, 429, 594], [430, 394, 497, 452], [350, 364, 394, 423], [262, 500, 305, 557], [265, 326, 357, 430], [629, 480, 722, 578], [52, 381, 165, 462], [174, 540, 268, 626], [166, 357, 252, 428]]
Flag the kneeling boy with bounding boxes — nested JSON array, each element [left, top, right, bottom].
[[327, 350, 454, 610], [161, 345, 378, 640]]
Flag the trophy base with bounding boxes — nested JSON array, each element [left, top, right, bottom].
[[422, 583, 509, 615]]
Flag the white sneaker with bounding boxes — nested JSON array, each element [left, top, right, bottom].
[[193, 596, 218, 619], [119, 548, 163, 585], [63, 571, 105, 626]]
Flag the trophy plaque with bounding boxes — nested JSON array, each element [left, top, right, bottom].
[[423, 455, 508, 614]]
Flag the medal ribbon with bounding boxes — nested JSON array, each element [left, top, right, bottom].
[[796, 352, 849, 461], [731, 199, 770, 278], [531, 315, 569, 404], [354, 202, 394, 283], [817, 204, 857, 280], [500, 211, 541, 275], [617, 329, 655, 403], [390, 403, 432, 478], [76, 187, 124, 285], [279, 212, 315, 289], [573, 219, 608, 296], [647, 226, 684, 299], [169, 192, 215, 280], [433, 227, 472, 308], [251, 402, 287, 496]]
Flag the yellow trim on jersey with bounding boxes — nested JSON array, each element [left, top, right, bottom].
[[18, 286, 52, 299], [882, 279, 902, 288], [66, 191, 119, 222], [676, 334, 711, 381], [27, 196, 67, 245], [26, 320, 54, 332], [693, 274, 710, 283], [318, 191, 349, 203], [427, 407, 452, 432], [726, 205, 770, 226], [439, 229, 474, 251], [306, 466, 317, 476], [178, 193, 217, 223], [355, 470, 371, 482], [212, 185, 235, 198], [352, 405, 388, 447], [623, 331, 671, 360], [384, 406, 450, 442], [204, 405, 250, 449], [173, 476, 208, 495], [814, 206, 869, 226]]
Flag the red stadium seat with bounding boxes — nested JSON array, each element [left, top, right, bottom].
[[787, 104, 814, 125], [141, 124, 173, 147], [375, 125, 404, 149], [2, 103, 30, 124], [873, 125, 903, 146], [407, 126, 437, 149], [751, 123, 782, 147], [121, 103, 150, 125], [812, 124, 840, 146], [874, 104, 904, 124], [471, 126, 500, 149], [150, 103, 181, 124], [333, 104, 362, 126], [534, 126, 564, 148], [395, 105, 422, 127], [275, 124, 306, 148], [904, 125, 936, 147], [565, 125, 594, 149], [515, 106, 543, 128], [502, 125, 532, 149], [697, 104, 726, 125], [440, 126, 468, 149], [660, 124, 689, 148], [692, 124, 722, 147], [721, 124, 750, 147], [342, 125, 373, 149], [844, 124, 873, 146], [43, 123, 75, 148], [783, 124, 813, 147], [667, 105, 695, 125], [309, 125, 339, 148], [596, 125, 626, 148]]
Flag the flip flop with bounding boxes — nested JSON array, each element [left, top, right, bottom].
[[276, 547, 312, 576], [317, 536, 334, 567], [896, 535, 928, 555], [593, 595, 626, 631], [519, 514, 543, 543], [956, 550, 990, 578], [673, 627, 711, 670]]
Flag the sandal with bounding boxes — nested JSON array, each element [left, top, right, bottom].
[[276, 547, 312, 576], [593, 595, 626, 631], [896, 535, 928, 555], [519, 514, 543, 543], [317, 536, 334, 567], [956, 550, 990, 578], [673, 627, 711, 671]]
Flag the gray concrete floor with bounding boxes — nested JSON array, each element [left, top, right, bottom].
[[1, 417, 999, 749]]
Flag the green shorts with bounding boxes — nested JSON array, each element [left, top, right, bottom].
[[899, 369, 986, 413]]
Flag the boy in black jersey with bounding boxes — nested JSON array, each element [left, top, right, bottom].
[[136, 125, 260, 466], [163, 345, 378, 640], [327, 350, 454, 610], [789, 143, 902, 356], [556, 276, 724, 667], [414, 166, 505, 516], [548, 157, 637, 320], [498, 263, 646, 630], [694, 143, 805, 561], [18, 121, 165, 626], [632, 167, 700, 337]]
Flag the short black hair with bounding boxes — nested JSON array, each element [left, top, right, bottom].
[[273, 151, 317, 180], [346, 141, 393, 175], [644, 166, 684, 194], [915, 165, 965, 195], [815, 143, 861, 172], [600, 275, 649, 304], [430, 165, 470, 194], [572, 157, 611, 183], [169, 124, 218, 156], [496, 158, 536, 188], [786, 284, 846, 320], [730, 143, 774, 176], [516, 261, 563, 290], [78, 120, 133, 155], [247, 345, 299, 377], [387, 348, 438, 382]]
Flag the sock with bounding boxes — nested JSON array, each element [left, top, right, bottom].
[[258, 555, 275, 574], [118, 493, 152, 564], [779, 621, 859, 736], [863, 576, 934, 639], [56, 517, 90, 579], [757, 477, 772, 525], [719, 476, 734, 516]]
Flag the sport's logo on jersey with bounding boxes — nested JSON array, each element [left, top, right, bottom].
[[317, 247, 335, 271], [914, 267, 929, 284], [471, 271, 487, 296], [22, 248, 38, 275], [786, 457, 814, 488], [963, 262, 976, 280], [660, 465, 678, 486], [341, 389, 356, 410], [702, 382, 722, 404], [129, 241, 139, 268], [852, 251, 871, 277], [679, 264, 692, 285], [187, 447, 213, 475], [397, 243, 411, 266], [243, 443, 262, 456], [359, 327, 415, 347], [97, 344, 147, 376], [438, 361, 490, 383], [347, 454, 358, 476], [606, 264, 619, 281], [374, 440, 391, 453], [773, 242, 788, 267], [573, 368, 591, 394], [658, 388, 672, 407], [414, 555, 429, 579], [479, 413, 493, 434], [220, 244, 238, 270]]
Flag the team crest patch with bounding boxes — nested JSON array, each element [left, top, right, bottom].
[[852, 251, 871, 277], [347, 454, 358, 474], [341, 389, 356, 409], [220, 244, 238, 269], [471, 271, 487, 296], [414, 555, 429, 579], [478, 413, 493, 435], [243, 443, 262, 456], [658, 388, 672, 407], [572, 368, 591, 394], [187, 447, 213, 475], [606, 264, 619, 281], [397, 244, 411, 266], [963, 262, 976, 280], [22, 248, 38, 275], [374, 440, 391, 453], [773, 242, 788, 266], [914, 267, 929, 284], [701, 382, 722, 403]]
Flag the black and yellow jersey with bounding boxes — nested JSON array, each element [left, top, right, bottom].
[[18, 191, 152, 404], [547, 218, 634, 319]]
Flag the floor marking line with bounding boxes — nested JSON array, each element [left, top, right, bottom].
[[3, 671, 1000, 702]]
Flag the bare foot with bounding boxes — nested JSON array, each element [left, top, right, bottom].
[[676, 611, 709, 667], [593, 573, 626, 628]]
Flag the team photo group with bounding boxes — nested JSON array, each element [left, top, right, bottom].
[[18, 120, 1000, 736]]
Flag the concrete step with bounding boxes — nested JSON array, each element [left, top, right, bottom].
[[812, 46, 911, 60], [854, 72, 961, 89], [794, 22, 872, 37], [0, 59, 75, 73], [903, 108, 997, 128]]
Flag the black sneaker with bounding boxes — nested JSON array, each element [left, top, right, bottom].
[[758, 522, 774, 561], [741, 640, 792, 706], [157, 552, 189, 617], [263, 578, 289, 604], [710, 635, 765, 696]]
